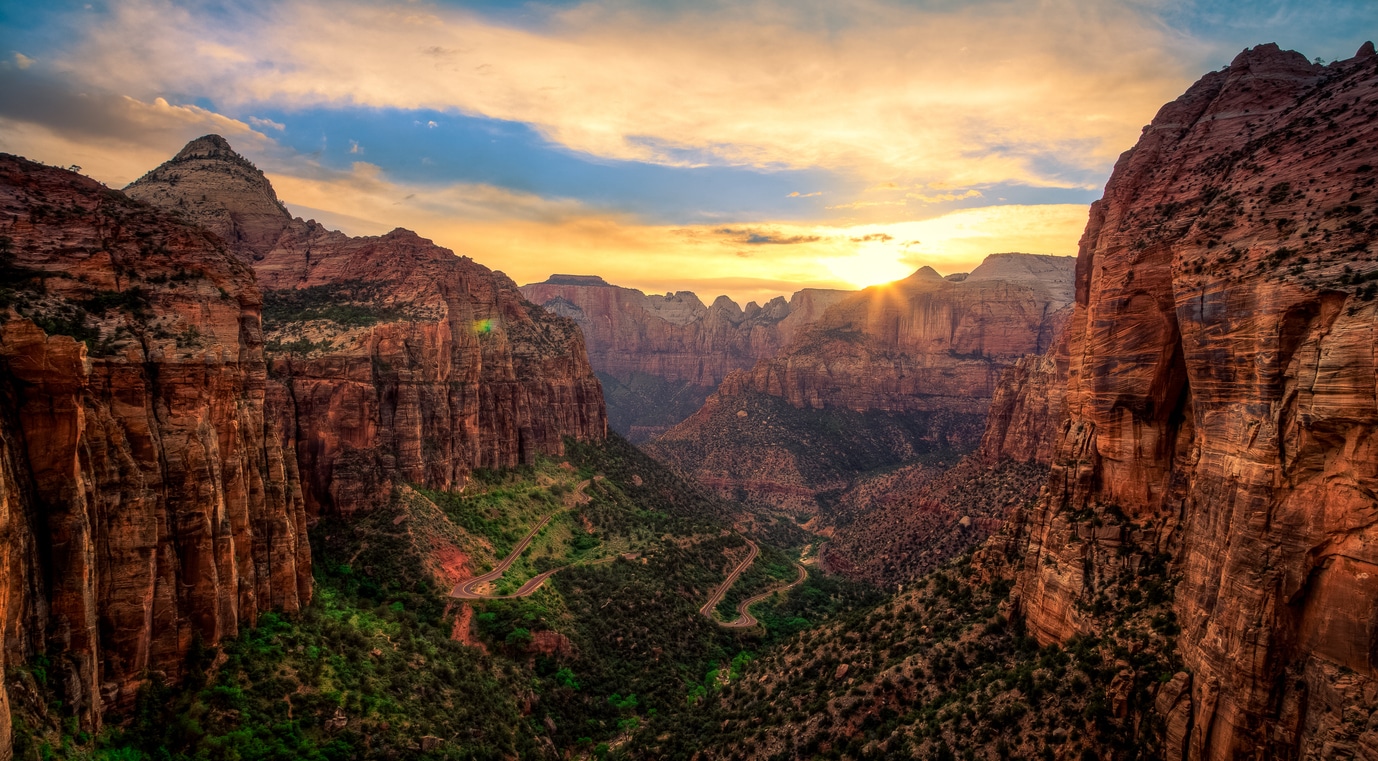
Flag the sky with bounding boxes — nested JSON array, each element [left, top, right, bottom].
[[1, 1, 1374, 305]]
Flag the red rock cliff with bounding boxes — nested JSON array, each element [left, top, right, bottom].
[[520, 276, 849, 440], [126, 137, 607, 516], [520, 276, 849, 386], [1012, 43, 1378, 760], [0, 155, 311, 743]]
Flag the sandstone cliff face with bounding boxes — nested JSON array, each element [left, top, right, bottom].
[[0, 155, 311, 741], [127, 137, 606, 516], [1012, 43, 1378, 760], [520, 275, 849, 440], [648, 253, 1074, 516]]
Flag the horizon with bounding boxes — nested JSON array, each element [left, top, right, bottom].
[[1, 0, 1374, 304]]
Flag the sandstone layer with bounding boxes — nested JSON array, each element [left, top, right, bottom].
[[127, 137, 607, 516], [521, 275, 849, 440], [1011, 43, 1378, 760], [649, 254, 1074, 516], [0, 155, 312, 744]]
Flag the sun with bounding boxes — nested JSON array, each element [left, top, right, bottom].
[[823, 249, 916, 290]]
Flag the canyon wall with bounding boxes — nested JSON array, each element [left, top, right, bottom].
[[647, 253, 1074, 516], [0, 154, 312, 745], [127, 137, 607, 516], [521, 275, 848, 440], [1012, 42, 1378, 760]]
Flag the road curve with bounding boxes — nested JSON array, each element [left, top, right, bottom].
[[450, 480, 590, 600], [699, 539, 760, 619], [720, 562, 808, 628]]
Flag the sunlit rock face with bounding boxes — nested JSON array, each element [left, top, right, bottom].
[[128, 136, 607, 517], [1012, 42, 1378, 760], [0, 154, 312, 739], [646, 253, 1074, 516], [520, 276, 849, 441]]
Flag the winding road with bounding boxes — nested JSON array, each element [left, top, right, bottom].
[[450, 480, 591, 600], [719, 561, 808, 628], [448, 477, 810, 621], [699, 537, 810, 628], [699, 539, 760, 618]]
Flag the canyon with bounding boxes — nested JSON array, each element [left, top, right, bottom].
[[2, 32, 1376, 761], [520, 275, 849, 441]]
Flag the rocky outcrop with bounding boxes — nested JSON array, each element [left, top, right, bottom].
[[648, 254, 1074, 515], [127, 137, 606, 516], [1011, 43, 1378, 760], [520, 276, 849, 440], [977, 349, 1069, 465], [0, 154, 311, 738]]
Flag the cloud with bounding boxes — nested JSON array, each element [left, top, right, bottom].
[[906, 189, 984, 204], [714, 227, 825, 245], [47, 0, 1200, 188], [349, 139, 362, 154], [788, 191, 822, 198], [826, 199, 906, 210], [850, 233, 893, 243], [12, 53, 34, 70], [248, 115, 285, 131]]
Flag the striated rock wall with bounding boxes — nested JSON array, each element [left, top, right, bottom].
[[520, 276, 849, 440], [521, 276, 849, 387], [1012, 43, 1378, 760], [127, 137, 606, 516], [977, 344, 1070, 465], [0, 154, 311, 737]]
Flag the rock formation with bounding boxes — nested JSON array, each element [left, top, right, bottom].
[[520, 275, 849, 440], [1011, 43, 1378, 759], [977, 348, 1070, 465], [127, 136, 607, 516], [648, 253, 1074, 516], [0, 154, 312, 742]]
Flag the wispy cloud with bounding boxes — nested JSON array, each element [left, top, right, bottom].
[[248, 115, 285, 131]]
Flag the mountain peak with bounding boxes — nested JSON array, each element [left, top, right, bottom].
[[125, 135, 291, 257], [173, 134, 243, 163]]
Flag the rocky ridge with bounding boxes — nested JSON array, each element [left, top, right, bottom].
[[1010, 42, 1378, 759], [127, 137, 607, 516], [0, 154, 312, 748], [520, 275, 849, 440]]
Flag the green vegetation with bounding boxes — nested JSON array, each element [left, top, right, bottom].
[[10, 434, 877, 760], [262, 282, 405, 330], [630, 518, 1183, 760]]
